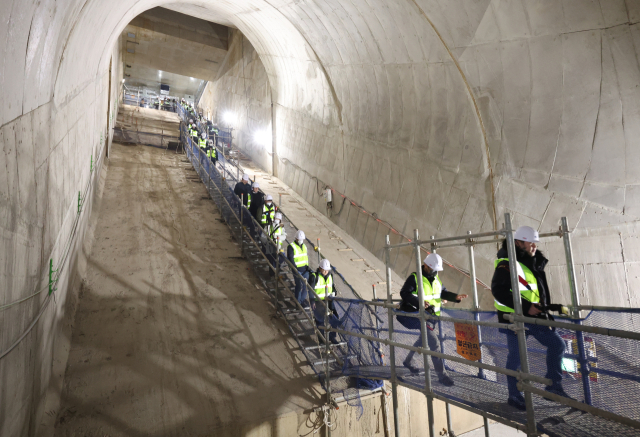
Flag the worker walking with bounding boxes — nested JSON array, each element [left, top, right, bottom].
[[207, 139, 217, 165], [261, 195, 276, 228], [264, 212, 286, 275], [287, 230, 311, 308], [234, 174, 252, 207], [309, 259, 340, 343], [492, 226, 573, 410], [248, 182, 264, 223], [198, 132, 207, 149], [397, 253, 467, 387]]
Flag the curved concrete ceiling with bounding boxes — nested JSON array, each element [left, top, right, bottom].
[[4, 1, 640, 434]]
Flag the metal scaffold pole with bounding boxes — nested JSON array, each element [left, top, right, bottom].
[[467, 231, 490, 437], [414, 229, 436, 437], [561, 217, 592, 405], [385, 235, 401, 437], [324, 284, 332, 437], [504, 213, 537, 436]]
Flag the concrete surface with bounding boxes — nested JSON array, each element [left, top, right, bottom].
[[3, 1, 640, 436], [460, 421, 522, 437], [52, 143, 319, 436]]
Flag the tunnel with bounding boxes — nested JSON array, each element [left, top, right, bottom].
[[2, 1, 640, 436]]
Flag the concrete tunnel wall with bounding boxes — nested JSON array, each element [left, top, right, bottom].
[[3, 0, 640, 435], [200, 1, 640, 313]]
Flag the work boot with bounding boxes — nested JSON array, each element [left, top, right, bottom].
[[403, 360, 422, 374], [438, 374, 454, 387], [545, 384, 576, 402], [507, 394, 526, 411]]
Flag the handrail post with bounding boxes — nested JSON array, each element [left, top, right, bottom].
[[324, 284, 332, 437], [504, 213, 537, 436], [240, 194, 244, 254], [468, 231, 485, 380], [561, 217, 592, 405], [432, 237, 452, 437], [415, 229, 435, 437], [385, 235, 401, 437]]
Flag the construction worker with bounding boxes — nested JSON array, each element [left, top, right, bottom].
[[264, 212, 286, 275], [207, 139, 217, 165], [261, 195, 276, 228], [397, 253, 467, 387], [491, 226, 572, 410], [248, 182, 264, 221], [309, 259, 340, 343], [198, 132, 207, 150], [287, 230, 311, 307], [234, 174, 252, 206]]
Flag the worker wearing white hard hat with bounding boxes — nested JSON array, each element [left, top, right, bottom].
[[233, 174, 252, 207], [248, 182, 264, 222], [261, 194, 276, 227], [309, 258, 340, 343], [397, 252, 468, 387], [492, 225, 572, 410], [198, 131, 207, 150], [287, 229, 311, 307], [264, 212, 286, 274]]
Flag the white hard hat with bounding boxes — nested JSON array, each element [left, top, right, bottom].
[[242, 174, 249, 181], [319, 259, 331, 271], [514, 226, 539, 243], [266, 195, 273, 201], [275, 212, 282, 220], [252, 182, 260, 188], [190, 119, 194, 123], [296, 230, 305, 241], [201, 132, 206, 138], [208, 139, 213, 145], [423, 253, 443, 272]]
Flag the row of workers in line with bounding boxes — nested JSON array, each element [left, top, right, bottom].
[[230, 170, 573, 410]]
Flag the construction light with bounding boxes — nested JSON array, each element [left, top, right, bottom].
[[223, 111, 236, 125], [254, 129, 271, 147]]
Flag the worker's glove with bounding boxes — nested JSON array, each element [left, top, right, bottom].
[[547, 304, 571, 316]]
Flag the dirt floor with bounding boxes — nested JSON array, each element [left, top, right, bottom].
[[53, 143, 320, 437]]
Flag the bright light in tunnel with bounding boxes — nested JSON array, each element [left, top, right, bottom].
[[223, 111, 236, 125], [254, 129, 272, 147]]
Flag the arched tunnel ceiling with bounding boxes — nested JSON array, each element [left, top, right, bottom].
[[4, 2, 640, 434], [4, 0, 640, 310]]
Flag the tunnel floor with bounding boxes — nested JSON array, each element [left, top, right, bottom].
[[53, 143, 319, 436]]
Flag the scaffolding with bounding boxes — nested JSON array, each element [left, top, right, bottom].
[[177, 108, 640, 437]]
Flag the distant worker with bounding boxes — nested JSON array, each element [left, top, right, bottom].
[[248, 182, 264, 223], [264, 212, 286, 275], [234, 174, 252, 207], [309, 259, 340, 343], [261, 195, 276, 228], [207, 139, 217, 165], [397, 253, 467, 387], [491, 226, 572, 410], [198, 132, 207, 150], [287, 230, 311, 307]]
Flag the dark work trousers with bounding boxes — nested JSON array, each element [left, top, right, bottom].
[[503, 324, 565, 398], [313, 299, 339, 343], [404, 322, 447, 377], [294, 269, 310, 305]]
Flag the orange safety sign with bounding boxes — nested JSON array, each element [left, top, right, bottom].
[[454, 322, 482, 361]]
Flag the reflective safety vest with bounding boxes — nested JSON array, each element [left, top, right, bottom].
[[199, 138, 206, 148], [493, 258, 539, 313], [267, 223, 284, 249], [261, 203, 275, 225], [314, 273, 334, 300], [246, 193, 251, 208], [210, 147, 217, 158], [291, 241, 308, 268], [411, 272, 443, 315]]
